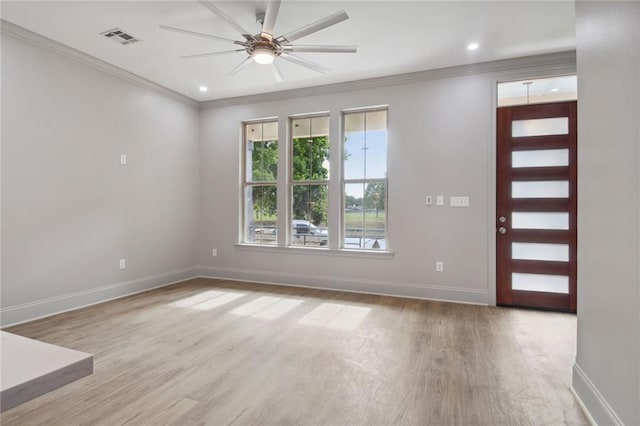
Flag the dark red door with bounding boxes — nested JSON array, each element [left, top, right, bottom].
[[497, 101, 577, 312]]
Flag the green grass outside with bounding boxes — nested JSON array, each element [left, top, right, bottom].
[[344, 210, 386, 229], [253, 210, 386, 231], [253, 212, 277, 226]]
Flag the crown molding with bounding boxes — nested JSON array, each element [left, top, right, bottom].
[[0, 19, 199, 108], [201, 50, 576, 110]]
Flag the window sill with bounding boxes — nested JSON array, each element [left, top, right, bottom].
[[234, 244, 394, 259]]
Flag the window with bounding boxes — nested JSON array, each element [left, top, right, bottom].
[[497, 75, 577, 107], [242, 120, 278, 245], [343, 108, 388, 250], [240, 107, 389, 252], [290, 115, 330, 247]]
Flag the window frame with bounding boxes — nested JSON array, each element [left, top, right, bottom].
[[341, 106, 389, 251], [237, 107, 392, 255], [241, 118, 279, 245], [289, 113, 331, 248]]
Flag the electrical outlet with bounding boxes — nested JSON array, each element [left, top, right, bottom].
[[436, 195, 444, 206], [119, 258, 126, 269], [425, 195, 433, 206], [212, 249, 218, 257], [436, 261, 444, 272], [120, 154, 127, 165]]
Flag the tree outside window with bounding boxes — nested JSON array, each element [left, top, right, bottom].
[[291, 116, 330, 247], [343, 109, 388, 250], [243, 121, 278, 244]]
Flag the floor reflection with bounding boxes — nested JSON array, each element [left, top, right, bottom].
[[231, 296, 304, 319], [298, 303, 371, 330], [169, 291, 246, 311]]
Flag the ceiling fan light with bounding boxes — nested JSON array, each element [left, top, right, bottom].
[[253, 48, 275, 65]]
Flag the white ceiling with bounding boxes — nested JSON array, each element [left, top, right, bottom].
[[1, 1, 576, 102]]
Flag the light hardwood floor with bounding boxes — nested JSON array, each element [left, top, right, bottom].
[[2, 278, 587, 425]]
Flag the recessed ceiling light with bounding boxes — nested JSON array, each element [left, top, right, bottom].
[[550, 88, 559, 92], [199, 86, 208, 92], [467, 42, 479, 51]]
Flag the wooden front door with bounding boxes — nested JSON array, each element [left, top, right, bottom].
[[496, 101, 577, 312]]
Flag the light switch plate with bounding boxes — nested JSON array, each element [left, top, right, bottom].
[[436, 195, 444, 206], [425, 196, 433, 206], [450, 196, 470, 207], [120, 154, 127, 165]]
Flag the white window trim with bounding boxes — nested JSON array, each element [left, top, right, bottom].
[[340, 106, 389, 251], [241, 118, 279, 246], [234, 243, 393, 258], [239, 106, 391, 254], [289, 113, 331, 248]]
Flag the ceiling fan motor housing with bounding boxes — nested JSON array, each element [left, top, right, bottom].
[[247, 39, 281, 57]]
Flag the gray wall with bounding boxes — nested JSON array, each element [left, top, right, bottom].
[[1, 34, 200, 324], [574, 1, 640, 424], [197, 59, 574, 304], [198, 76, 492, 302]]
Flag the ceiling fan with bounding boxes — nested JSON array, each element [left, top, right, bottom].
[[160, 0, 357, 82]]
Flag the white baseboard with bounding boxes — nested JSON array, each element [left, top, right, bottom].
[[0, 267, 199, 327], [197, 265, 488, 305], [1, 264, 488, 327], [572, 362, 624, 425]]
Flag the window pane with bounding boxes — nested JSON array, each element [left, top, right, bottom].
[[246, 122, 278, 182], [344, 183, 365, 248], [512, 149, 569, 168], [344, 113, 365, 180], [344, 182, 386, 249], [512, 243, 569, 262], [365, 110, 388, 132], [497, 75, 577, 107], [512, 212, 569, 230], [292, 116, 330, 181], [364, 182, 386, 249], [246, 121, 277, 141], [512, 273, 569, 294], [292, 116, 329, 139], [291, 184, 328, 247], [512, 117, 568, 138], [344, 110, 388, 180], [512, 181, 569, 198], [245, 185, 277, 244]]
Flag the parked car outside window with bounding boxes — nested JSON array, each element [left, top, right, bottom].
[[292, 220, 328, 246]]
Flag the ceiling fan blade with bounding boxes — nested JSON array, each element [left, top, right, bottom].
[[279, 53, 329, 74], [283, 45, 357, 53], [198, 0, 252, 39], [226, 56, 254, 77], [276, 10, 349, 43], [159, 25, 243, 45], [179, 50, 244, 59], [272, 62, 284, 82], [261, 0, 281, 40]]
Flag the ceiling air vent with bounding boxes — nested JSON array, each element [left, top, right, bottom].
[[101, 28, 140, 45]]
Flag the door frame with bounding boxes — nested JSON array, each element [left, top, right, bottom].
[[487, 66, 576, 306]]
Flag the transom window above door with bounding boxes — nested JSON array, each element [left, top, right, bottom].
[[498, 75, 577, 107]]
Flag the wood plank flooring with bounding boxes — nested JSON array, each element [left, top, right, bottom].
[[1, 278, 588, 425]]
